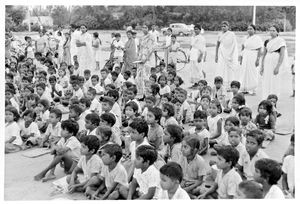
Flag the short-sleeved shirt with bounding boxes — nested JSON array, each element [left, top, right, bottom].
[[264, 185, 285, 199], [235, 142, 248, 165], [148, 124, 164, 150], [73, 88, 84, 100], [215, 168, 242, 199], [133, 165, 160, 198], [179, 100, 193, 122], [90, 98, 102, 114], [161, 116, 178, 128], [179, 154, 207, 182], [157, 185, 190, 200], [20, 121, 41, 138], [76, 119, 86, 133], [159, 85, 171, 95], [238, 149, 269, 180], [48, 84, 64, 98], [130, 139, 150, 161], [77, 154, 103, 181], [5, 122, 22, 146], [56, 136, 81, 161], [188, 127, 210, 150], [45, 122, 61, 140], [100, 162, 128, 189], [282, 155, 294, 192], [167, 143, 182, 163]]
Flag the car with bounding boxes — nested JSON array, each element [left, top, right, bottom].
[[161, 23, 192, 36]]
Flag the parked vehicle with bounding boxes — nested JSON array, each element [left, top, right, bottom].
[[161, 23, 192, 36]]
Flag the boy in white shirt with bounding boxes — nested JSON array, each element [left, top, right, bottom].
[[178, 89, 192, 124], [158, 162, 190, 199], [87, 88, 102, 115], [83, 69, 92, 89], [282, 134, 294, 197], [36, 82, 53, 103], [227, 126, 248, 164], [48, 76, 63, 98], [41, 108, 62, 147], [79, 98, 92, 121], [84, 113, 100, 135], [100, 68, 112, 87], [71, 80, 84, 100], [90, 75, 105, 100], [67, 135, 103, 194], [123, 70, 136, 85], [5, 88, 19, 113], [119, 145, 161, 199], [112, 33, 125, 65], [34, 119, 81, 181]]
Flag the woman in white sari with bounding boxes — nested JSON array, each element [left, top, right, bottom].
[[76, 25, 94, 75], [189, 24, 206, 86], [261, 25, 288, 100], [239, 24, 263, 95], [215, 21, 239, 89]]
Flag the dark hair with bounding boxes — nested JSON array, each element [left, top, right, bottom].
[[216, 145, 240, 167], [48, 75, 57, 82], [254, 158, 282, 185], [128, 86, 137, 95], [214, 76, 223, 84], [201, 85, 212, 96], [114, 33, 121, 38], [79, 98, 91, 108], [198, 79, 208, 86], [272, 25, 280, 33], [85, 113, 100, 126], [171, 34, 176, 38], [230, 80, 241, 89], [111, 71, 118, 77], [38, 99, 50, 110], [158, 75, 167, 83], [5, 73, 14, 80], [125, 101, 139, 113], [249, 24, 257, 31], [148, 107, 162, 122], [238, 181, 263, 199], [174, 76, 184, 86], [225, 116, 240, 126], [91, 75, 99, 81], [93, 32, 99, 38], [184, 136, 200, 150], [88, 87, 97, 96], [23, 109, 37, 120], [101, 143, 123, 162], [50, 108, 62, 121], [80, 135, 100, 154], [129, 118, 149, 136], [5, 106, 20, 121], [258, 100, 273, 115], [239, 107, 252, 119], [61, 119, 79, 136], [290, 134, 294, 143], [96, 125, 112, 141], [165, 124, 183, 144], [210, 99, 222, 114], [228, 126, 242, 136], [221, 21, 229, 27], [69, 104, 84, 116], [36, 82, 46, 90], [100, 96, 114, 107], [150, 83, 160, 96], [136, 145, 158, 165], [233, 93, 245, 106], [267, 94, 278, 102], [162, 102, 175, 117], [100, 112, 116, 126], [107, 89, 119, 101], [246, 129, 265, 146], [124, 70, 131, 77], [24, 85, 35, 94], [145, 96, 156, 105], [149, 74, 157, 82], [100, 68, 108, 73], [193, 110, 207, 120], [84, 70, 91, 74], [160, 162, 183, 182], [161, 93, 171, 102], [200, 94, 211, 102]]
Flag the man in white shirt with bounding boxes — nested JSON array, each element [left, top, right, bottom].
[[112, 33, 125, 65], [149, 25, 160, 44], [164, 28, 172, 65]]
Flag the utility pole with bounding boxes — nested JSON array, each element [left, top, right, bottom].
[[252, 5, 256, 25]]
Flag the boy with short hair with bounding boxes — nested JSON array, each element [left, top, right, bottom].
[[90, 75, 105, 100], [85, 113, 100, 135], [79, 98, 92, 121], [88, 143, 128, 200], [198, 145, 242, 199], [83, 69, 92, 89], [86, 87, 102, 114], [36, 82, 53, 103], [158, 162, 190, 199], [236, 129, 269, 180], [69, 104, 85, 133], [34, 119, 81, 181], [282, 134, 295, 197], [126, 86, 142, 113], [100, 68, 112, 87], [41, 108, 62, 147], [236, 180, 263, 199], [178, 89, 192, 123], [68, 135, 103, 194], [119, 145, 161, 199], [224, 80, 241, 113], [71, 79, 84, 100]]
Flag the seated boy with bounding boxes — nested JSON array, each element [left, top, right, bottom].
[[68, 135, 103, 194], [119, 145, 161, 199], [198, 145, 242, 199], [34, 119, 81, 181], [86, 143, 128, 200], [86, 87, 102, 114]]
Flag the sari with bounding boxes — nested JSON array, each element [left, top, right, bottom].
[[240, 35, 263, 92], [123, 38, 137, 72], [77, 32, 94, 75], [262, 36, 288, 99], [190, 34, 206, 84], [215, 31, 239, 88]]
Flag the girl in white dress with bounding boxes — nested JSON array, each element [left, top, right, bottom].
[[260, 25, 288, 100], [92, 32, 102, 70], [5, 106, 22, 153], [239, 24, 263, 94]]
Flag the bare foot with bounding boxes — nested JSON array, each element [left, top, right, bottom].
[[42, 174, 56, 182], [34, 174, 45, 181]]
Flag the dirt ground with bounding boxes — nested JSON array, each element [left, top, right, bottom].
[[4, 32, 295, 200]]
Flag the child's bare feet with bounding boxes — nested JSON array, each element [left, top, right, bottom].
[[42, 173, 56, 182]]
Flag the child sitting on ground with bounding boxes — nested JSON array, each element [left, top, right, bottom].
[[79, 98, 92, 121], [223, 81, 241, 113], [207, 99, 223, 147], [87, 144, 128, 200], [119, 145, 161, 199], [178, 89, 193, 124], [34, 119, 81, 181], [254, 158, 285, 199], [282, 134, 294, 197], [85, 113, 100, 135], [20, 109, 41, 147], [68, 135, 103, 194], [198, 145, 242, 199], [236, 180, 263, 199], [146, 107, 164, 151], [179, 137, 206, 197], [163, 124, 183, 163], [86, 87, 102, 114], [239, 107, 257, 144], [227, 127, 248, 166], [196, 95, 211, 113], [36, 99, 50, 134], [158, 162, 191, 199], [161, 102, 178, 128]]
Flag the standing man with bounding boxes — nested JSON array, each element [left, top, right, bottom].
[[149, 24, 160, 43], [164, 27, 172, 66], [35, 30, 47, 55], [189, 24, 206, 88], [215, 21, 239, 90]]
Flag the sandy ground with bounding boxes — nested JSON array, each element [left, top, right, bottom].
[[5, 33, 295, 200]]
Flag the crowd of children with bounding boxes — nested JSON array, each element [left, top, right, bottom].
[[5, 29, 295, 200]]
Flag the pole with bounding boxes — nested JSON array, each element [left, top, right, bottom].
[[252, 5, 256, 25]]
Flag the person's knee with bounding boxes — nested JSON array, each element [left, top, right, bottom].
[[119, 185, 129, 198], [107, 190, 120, 200]]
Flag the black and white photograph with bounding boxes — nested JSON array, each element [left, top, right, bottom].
[[3, 0, 297, 200]]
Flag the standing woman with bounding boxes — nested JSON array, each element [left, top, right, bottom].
[[92, 32, 102, 70], [239, 24, 263, 95], [260, 25, 288, 99], [189, 24, 206, 87], [63, 31, 71, 65], [76, 24, 94, 75], [215, 21, 239, 89], [136, 24, 155, 98], [123, 30, 137, 73]]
